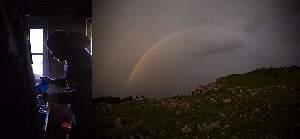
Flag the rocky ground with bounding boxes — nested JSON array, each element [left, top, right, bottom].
[[93, 66, 300, 139]]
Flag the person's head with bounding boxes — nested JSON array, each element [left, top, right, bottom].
[[68, 32, 90, 49], [47, 31, 90, 61], [47, 31, 69, 60]]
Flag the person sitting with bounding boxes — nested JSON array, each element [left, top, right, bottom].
[[46, 31, 92, 139]]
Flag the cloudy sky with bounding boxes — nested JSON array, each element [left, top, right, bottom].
[[93, 0, 300, 97]]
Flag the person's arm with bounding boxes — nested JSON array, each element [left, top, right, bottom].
[[51, 77, 67, 87], [47, 89, 76, 104], [41, 77, 66, 87]]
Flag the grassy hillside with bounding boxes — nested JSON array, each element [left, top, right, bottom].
[[93, 66, 300, 139]]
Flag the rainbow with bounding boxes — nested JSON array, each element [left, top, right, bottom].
[[125, 26, 265, 90], [126, 27, 201, 89]]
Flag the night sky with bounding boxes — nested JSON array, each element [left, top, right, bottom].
[[93, 0, 300, 97]]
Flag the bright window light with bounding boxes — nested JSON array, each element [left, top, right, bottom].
[[32, 55, 43, 77], [30, 29, 44, 78], [30, 29, 44, 53]]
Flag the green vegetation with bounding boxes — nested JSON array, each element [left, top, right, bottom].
[[93, 66, 300, 139]]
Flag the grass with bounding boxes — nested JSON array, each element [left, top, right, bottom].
[[93, 66, 300, 139]]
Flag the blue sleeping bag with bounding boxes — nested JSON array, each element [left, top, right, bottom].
[[35, 78, 49, 131]]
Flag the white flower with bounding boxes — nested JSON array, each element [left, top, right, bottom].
[[114, 118, 122, 127], [219, 113, 226, 118], [210, 98, 216, 103], [182, 124, 192, 133], [211, 121, 221, 128], [223, 98, 231, 103]]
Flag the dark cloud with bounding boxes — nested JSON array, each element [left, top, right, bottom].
[[194, 41, 243, 58], [276, 0, 300, 16]]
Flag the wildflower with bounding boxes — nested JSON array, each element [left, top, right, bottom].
[[107, 104, 113, 111], [176, 110, 181, 115], [219, 112, 226, 118], [174, 121, 180, 126], [253, 108, 259, 113], [114, 118, 122, 127], [211, 121, 221, 128], [202, 123, 209, 130], [210, 98, 216, 103], [223, 98, 231, 103], [182, 124, 192, 133]]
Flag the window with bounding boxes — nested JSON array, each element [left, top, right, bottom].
[[30, 29, 46, 79], [29, 16, 48, 80]]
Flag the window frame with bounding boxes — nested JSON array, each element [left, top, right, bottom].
[[85, 17, 92, 54]]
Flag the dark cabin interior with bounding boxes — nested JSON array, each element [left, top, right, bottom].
[[1, 0, 91, 139]]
